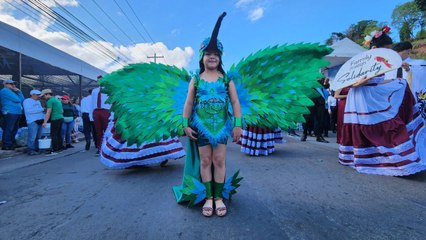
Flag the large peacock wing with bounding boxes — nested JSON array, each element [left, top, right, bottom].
[[100, 63, 191, 146], [229, 43, 332, 129]]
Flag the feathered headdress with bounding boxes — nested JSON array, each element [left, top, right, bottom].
[[199, 12, 227, 59]]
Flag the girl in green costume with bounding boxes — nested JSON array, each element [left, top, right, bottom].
[[180, 12, 242, 217]]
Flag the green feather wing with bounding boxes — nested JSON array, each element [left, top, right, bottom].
[[100, 63, 191, 146], [229, 43, 332, 129]]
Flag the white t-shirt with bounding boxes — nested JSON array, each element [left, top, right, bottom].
[[327, 96, 337, 111], [23, 98, 45, 124], [91, 87, 111, 111], [80, 95, 93, 121]]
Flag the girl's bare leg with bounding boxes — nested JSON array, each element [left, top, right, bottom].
[[212, 144, 227, 216], [199, 145, 213, 216]]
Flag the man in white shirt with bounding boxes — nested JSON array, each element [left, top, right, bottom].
[[81, 89, 97, 151], [91, 76, 111, 155], [23, 90, 45, 155], [327, 91, 337, 133]]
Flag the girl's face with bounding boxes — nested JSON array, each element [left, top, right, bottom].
[[203, 51, 220, 70]]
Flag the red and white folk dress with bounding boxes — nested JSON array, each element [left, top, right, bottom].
[[338, 76, 426, 176], [100, 119, 186, 168]]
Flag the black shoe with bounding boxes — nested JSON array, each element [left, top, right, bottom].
[[316, 137, 329, 143], [95, 150, 100, 156], [1, 146, 14, 151], [66, 144, 74, 148], [300, 135, 307, 141], [160, 160, 169, 167], [85, 142, 90, 151]]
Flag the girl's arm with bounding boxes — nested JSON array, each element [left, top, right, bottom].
[[182, 78, 197, 140], [351, 76, 369, 88], [228, 80, 242, 142]]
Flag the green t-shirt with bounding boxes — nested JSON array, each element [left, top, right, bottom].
[[46, 97, 64, 121]]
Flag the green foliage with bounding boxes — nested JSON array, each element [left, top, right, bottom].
[[416, 29, 426, 39], [392, 2, 424, 39], [414, 0, 426, 11], [400, 21, 413, 41], [345, 20, 380, 45], [325, 32, 346, 45]]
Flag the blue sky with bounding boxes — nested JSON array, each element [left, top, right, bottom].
[[0, 0, 413, 73]]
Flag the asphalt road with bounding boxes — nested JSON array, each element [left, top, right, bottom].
[[1, 135, 425, 240]]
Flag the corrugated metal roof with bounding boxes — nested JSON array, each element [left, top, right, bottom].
[[0, 21, 105, 80]]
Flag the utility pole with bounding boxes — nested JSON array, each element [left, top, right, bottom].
[[147, 53, 164, 63]]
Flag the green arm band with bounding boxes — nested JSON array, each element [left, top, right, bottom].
[[234, 117, 242, 127], [182, 118, 189, 127]]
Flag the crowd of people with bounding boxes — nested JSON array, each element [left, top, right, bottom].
[[0, 81, 105, 156]]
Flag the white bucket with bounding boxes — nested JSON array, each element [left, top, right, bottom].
[[38, 138, 52, 149]]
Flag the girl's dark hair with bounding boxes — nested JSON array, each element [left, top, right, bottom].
[[199, 53, 226, 75], [370, 32, 393, 49]]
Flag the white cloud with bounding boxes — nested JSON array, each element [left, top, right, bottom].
[[249, 7, 264, 22], [235, 1, 266, 22], [235, 0, 254, 8], [105, 43, 194, 73], [0, 1, 194, 73], [41, 0, 79, 7]]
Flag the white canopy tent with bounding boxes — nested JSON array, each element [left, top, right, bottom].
[[325, 38, 367, 68], [323, 38, 366, 81]]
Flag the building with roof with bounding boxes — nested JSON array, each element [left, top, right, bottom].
[[0, 20, 106, 100]]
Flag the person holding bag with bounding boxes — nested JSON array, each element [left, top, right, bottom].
[[23, 90, 45, 155]]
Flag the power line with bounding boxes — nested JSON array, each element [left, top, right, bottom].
[[112, 0, 147, 43], [53, 0, 131, 63], [123, 0, 168, 65], [27, 0, 120, 64], [77, 1, 129, 48], [27, 0, 124, 66], [124, 0, 155, 43], [90, 0, 137, 46], [5, 0, 120, 67]]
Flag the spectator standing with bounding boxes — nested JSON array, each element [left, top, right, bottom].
[[61, 95, 76, 148], [91, 76, 111, 156], [71, 97, 81, 143], [327, 90, 337, 134], [23, 90, 45, 155], [41, 89, 64, 155], [81, 89, 96, 151], [0, 79, 24, 150]]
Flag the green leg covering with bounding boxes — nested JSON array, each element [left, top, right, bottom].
[[173, 140, 201, 203], [204, 181, 212, 198], [213, 181, 224, 199]]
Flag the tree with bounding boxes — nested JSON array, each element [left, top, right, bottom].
[[325, 32, 346, 45], [345, 20, 379, 45], [400, 22, 413, 41], [392, 2, 424, 40], [414, 0, 426, 11]]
